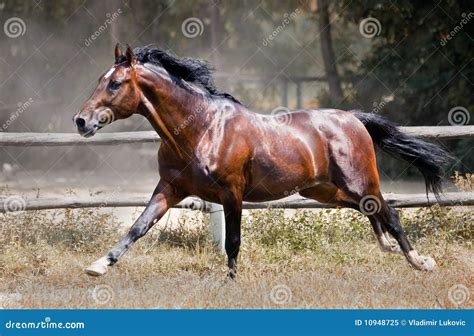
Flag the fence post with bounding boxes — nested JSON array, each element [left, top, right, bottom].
[[296, 81, 302, 109], [208, 202, 225, 255]]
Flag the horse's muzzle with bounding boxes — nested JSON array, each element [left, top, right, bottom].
[[73, 114, 99, 138]]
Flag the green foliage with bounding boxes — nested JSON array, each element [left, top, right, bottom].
[[332, 0, 474, 173], [0, 0, 471, 173], [243, 206, 473, 253], [0, 208, 120, 253], [1, 205, 470, 259]]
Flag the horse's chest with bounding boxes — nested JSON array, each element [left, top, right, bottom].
[[159, 158, 220, 194]]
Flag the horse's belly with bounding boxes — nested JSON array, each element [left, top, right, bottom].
[[243, 159, 319, 202]]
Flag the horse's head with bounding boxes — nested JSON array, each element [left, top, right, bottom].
[[73, 44, 141, 137]]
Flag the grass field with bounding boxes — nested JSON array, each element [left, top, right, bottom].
[[0, 204, 472, 309]]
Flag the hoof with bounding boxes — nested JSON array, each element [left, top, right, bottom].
[[227, 269, 237, 280], [407, 251, 436, 271], [85, 257, 109, 276], [417, 255, 436, 271]]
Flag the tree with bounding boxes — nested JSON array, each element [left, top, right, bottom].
[[333, 0, 473, 173], [317, 0, 343, 105]]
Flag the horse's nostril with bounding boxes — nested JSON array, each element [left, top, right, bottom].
[[76, 117, 86, 129]]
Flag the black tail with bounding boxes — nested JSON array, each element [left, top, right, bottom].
[[353, 111, 453, 201]]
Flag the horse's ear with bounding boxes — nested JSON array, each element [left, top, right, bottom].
[[125, 45, 136, 66], [114, 43, 123, 62]]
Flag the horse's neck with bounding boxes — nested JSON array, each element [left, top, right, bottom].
[[137, 73, 213, 155]]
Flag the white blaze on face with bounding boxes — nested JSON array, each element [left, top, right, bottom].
[[104, 66, 116, 79]]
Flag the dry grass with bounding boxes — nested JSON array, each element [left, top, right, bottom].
[[453, 171, 474, 191], [0, 203, 472, 309]]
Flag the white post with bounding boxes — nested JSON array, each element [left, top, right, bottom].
[[208, 202, 225, 255]]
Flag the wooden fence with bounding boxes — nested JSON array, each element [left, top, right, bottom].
[[1, 126, 473, 147], [1, 126, 473, 252]]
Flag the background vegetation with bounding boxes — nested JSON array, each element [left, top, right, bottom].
[[0, 0, 472, 176]]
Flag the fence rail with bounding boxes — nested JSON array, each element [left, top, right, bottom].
[[1, 192, 473, 214], [1, 126, 474, 147]]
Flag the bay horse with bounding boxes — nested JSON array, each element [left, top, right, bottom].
[[73, 44, 451, 277]]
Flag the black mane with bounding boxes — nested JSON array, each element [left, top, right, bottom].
[[129, 46, 241, 104]]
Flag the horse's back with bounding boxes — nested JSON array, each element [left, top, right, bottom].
[[241, 108, 377, 201]]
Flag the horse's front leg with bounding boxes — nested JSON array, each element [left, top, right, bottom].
[[85, 180, 182, 276], [221, 191, 243, 279]]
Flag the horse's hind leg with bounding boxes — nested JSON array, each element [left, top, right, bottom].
[[373, 204, 436, 270], [85, 179, 183, 276], [359, 188, 435, 270], [368, 216, 401, 254], [300, 185, 435, 271], [299, 184, 396, 254]]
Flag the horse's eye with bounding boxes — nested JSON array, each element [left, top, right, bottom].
[[109, 80, 121, 91]]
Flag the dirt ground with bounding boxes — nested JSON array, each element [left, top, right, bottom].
[[0, 208, 472, 309], [0, 173, 472, 309]]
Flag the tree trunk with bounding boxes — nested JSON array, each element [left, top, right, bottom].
[[317, 0, 343, 104], [152, 1, 163, 45], [209, 0, 222, 69]]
